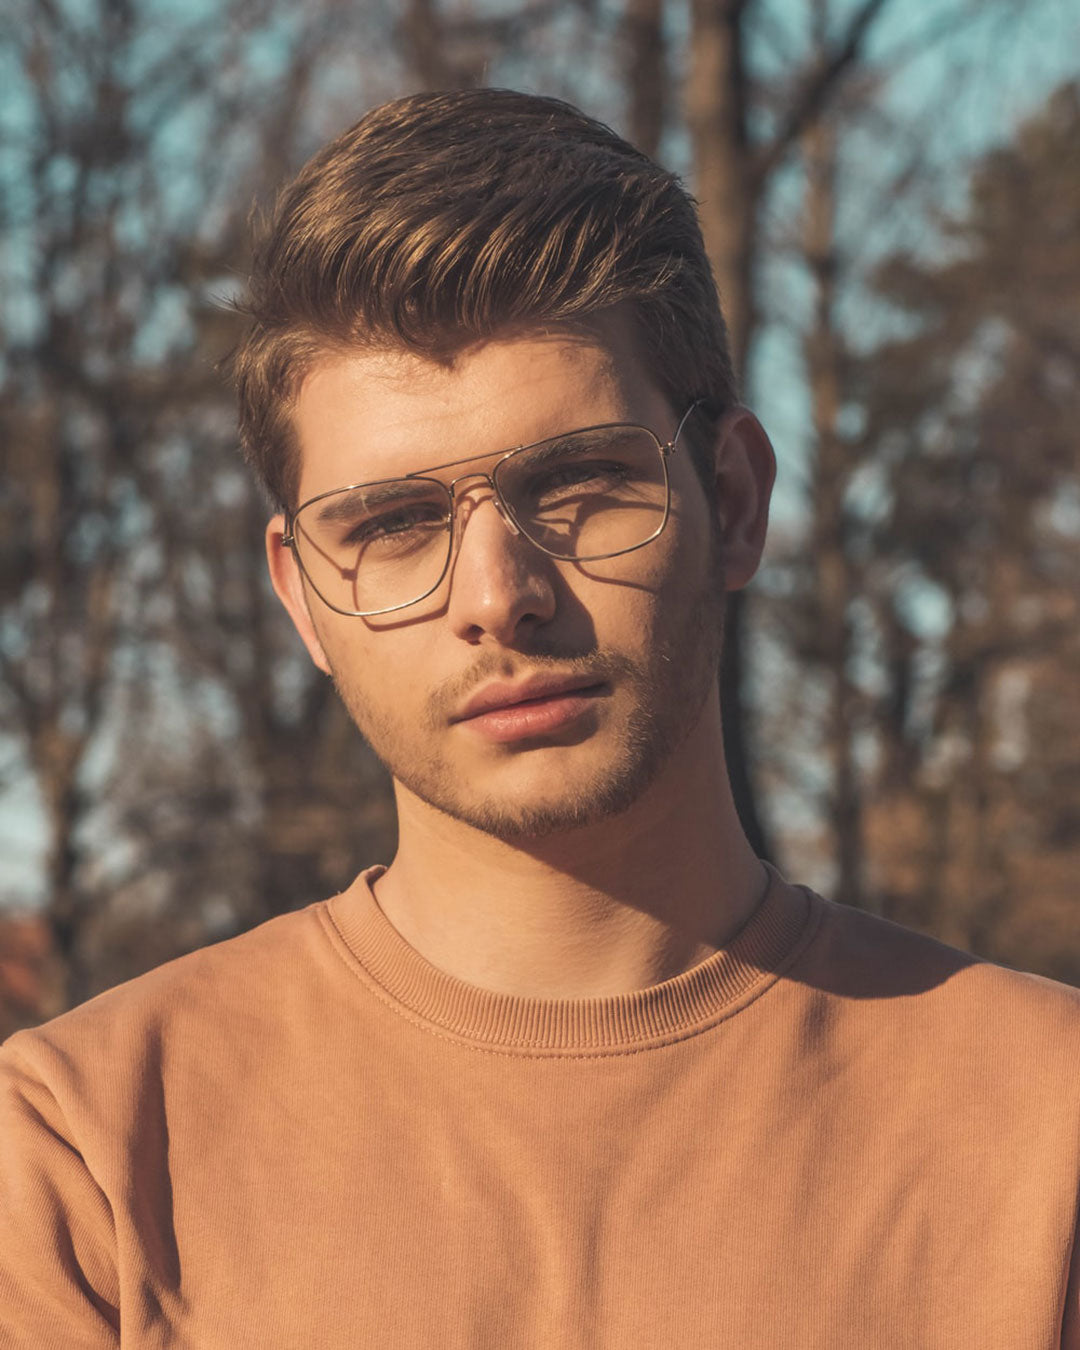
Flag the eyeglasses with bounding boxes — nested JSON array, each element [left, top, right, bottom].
[[283, 401, 703, 617]]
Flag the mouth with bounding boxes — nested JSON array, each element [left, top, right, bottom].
[[452, 677, 608, 743]]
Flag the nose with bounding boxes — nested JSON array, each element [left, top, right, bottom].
[[444, 478, 557, 645]]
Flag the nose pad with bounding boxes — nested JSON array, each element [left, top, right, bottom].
[[492, 498, 521, 536]]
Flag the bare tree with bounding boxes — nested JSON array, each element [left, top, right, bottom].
[[682, 0, 899, 857], [0, 0, 401, 1005], [849, 82, 1080, 978]]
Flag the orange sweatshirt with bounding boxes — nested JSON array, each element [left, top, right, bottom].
[[2, 864, 1079, 1348]]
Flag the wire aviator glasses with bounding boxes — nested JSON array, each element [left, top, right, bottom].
[[282, 402, 703, 617]]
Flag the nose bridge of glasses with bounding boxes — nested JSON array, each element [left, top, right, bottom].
[[447, 470, 521, 536]]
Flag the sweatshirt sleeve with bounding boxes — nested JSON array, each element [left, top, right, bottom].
[[0, 1038, 120, 1349]]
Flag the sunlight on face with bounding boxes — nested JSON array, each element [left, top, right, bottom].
[[287, 316, 726, 840]]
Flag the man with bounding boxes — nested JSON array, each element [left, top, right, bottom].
[[1, 88, 1078, 1348]]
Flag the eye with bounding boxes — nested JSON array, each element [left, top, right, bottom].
[[538, 461, 629, 503], [342, 502, 448, 549], [518, 444, 645, 508]]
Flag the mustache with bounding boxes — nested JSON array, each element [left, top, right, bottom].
[[425, 645, 639, 729]]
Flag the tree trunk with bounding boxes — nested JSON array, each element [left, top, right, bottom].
[[686, 0, 770, 859], [622, 0, 667, 160], [685, 0, 756, 380], [803, 113, 867, 908]]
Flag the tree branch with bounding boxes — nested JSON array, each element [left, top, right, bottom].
[[753, 0, 890, 184]]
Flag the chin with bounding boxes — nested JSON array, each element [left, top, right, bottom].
[[405, 744, 671, 842], [432, 793, 630, 842]]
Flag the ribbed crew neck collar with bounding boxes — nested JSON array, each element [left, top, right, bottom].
[[325, 862, 817, 1056]]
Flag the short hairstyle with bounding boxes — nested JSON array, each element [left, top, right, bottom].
[[230, 88, 737, 510]]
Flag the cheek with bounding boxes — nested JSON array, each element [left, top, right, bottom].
[[313, 619, 409, 706], [566, 552, 678, 657], [577, 493, 711, 611]]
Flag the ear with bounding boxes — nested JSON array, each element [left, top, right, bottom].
[[265, 513, 333, 676], [707, 407, 776, 591]]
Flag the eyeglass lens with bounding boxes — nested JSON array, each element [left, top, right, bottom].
[[291, 425, 668, 615]]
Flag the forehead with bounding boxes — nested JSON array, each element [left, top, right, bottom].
[[290, 316, 673, 503]]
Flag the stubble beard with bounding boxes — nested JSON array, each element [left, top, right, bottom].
[[328, 569, 726, 844]]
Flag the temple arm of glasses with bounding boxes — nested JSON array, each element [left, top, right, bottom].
[[663, 399, 706, 455]]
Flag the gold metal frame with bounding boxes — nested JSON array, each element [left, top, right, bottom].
[[283, 401, 703, 617]]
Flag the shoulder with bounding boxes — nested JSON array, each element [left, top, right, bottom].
[[0, 900, 334, 1089], [800, 890, 1080, 1056], [0, 896, 371, 1241]]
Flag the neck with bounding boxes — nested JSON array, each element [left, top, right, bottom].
[[370, 695, 765, 999]]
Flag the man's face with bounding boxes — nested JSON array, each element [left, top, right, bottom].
[[268, 316, 763, 841]]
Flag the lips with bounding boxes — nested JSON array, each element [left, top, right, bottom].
[[453, 674, 606, 723]]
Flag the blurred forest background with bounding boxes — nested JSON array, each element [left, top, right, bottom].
[[1, 0, 1078, 1033]]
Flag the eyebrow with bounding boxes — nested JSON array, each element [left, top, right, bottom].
[[516, 429, 624, 466], [312, 480, 443, 525]]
